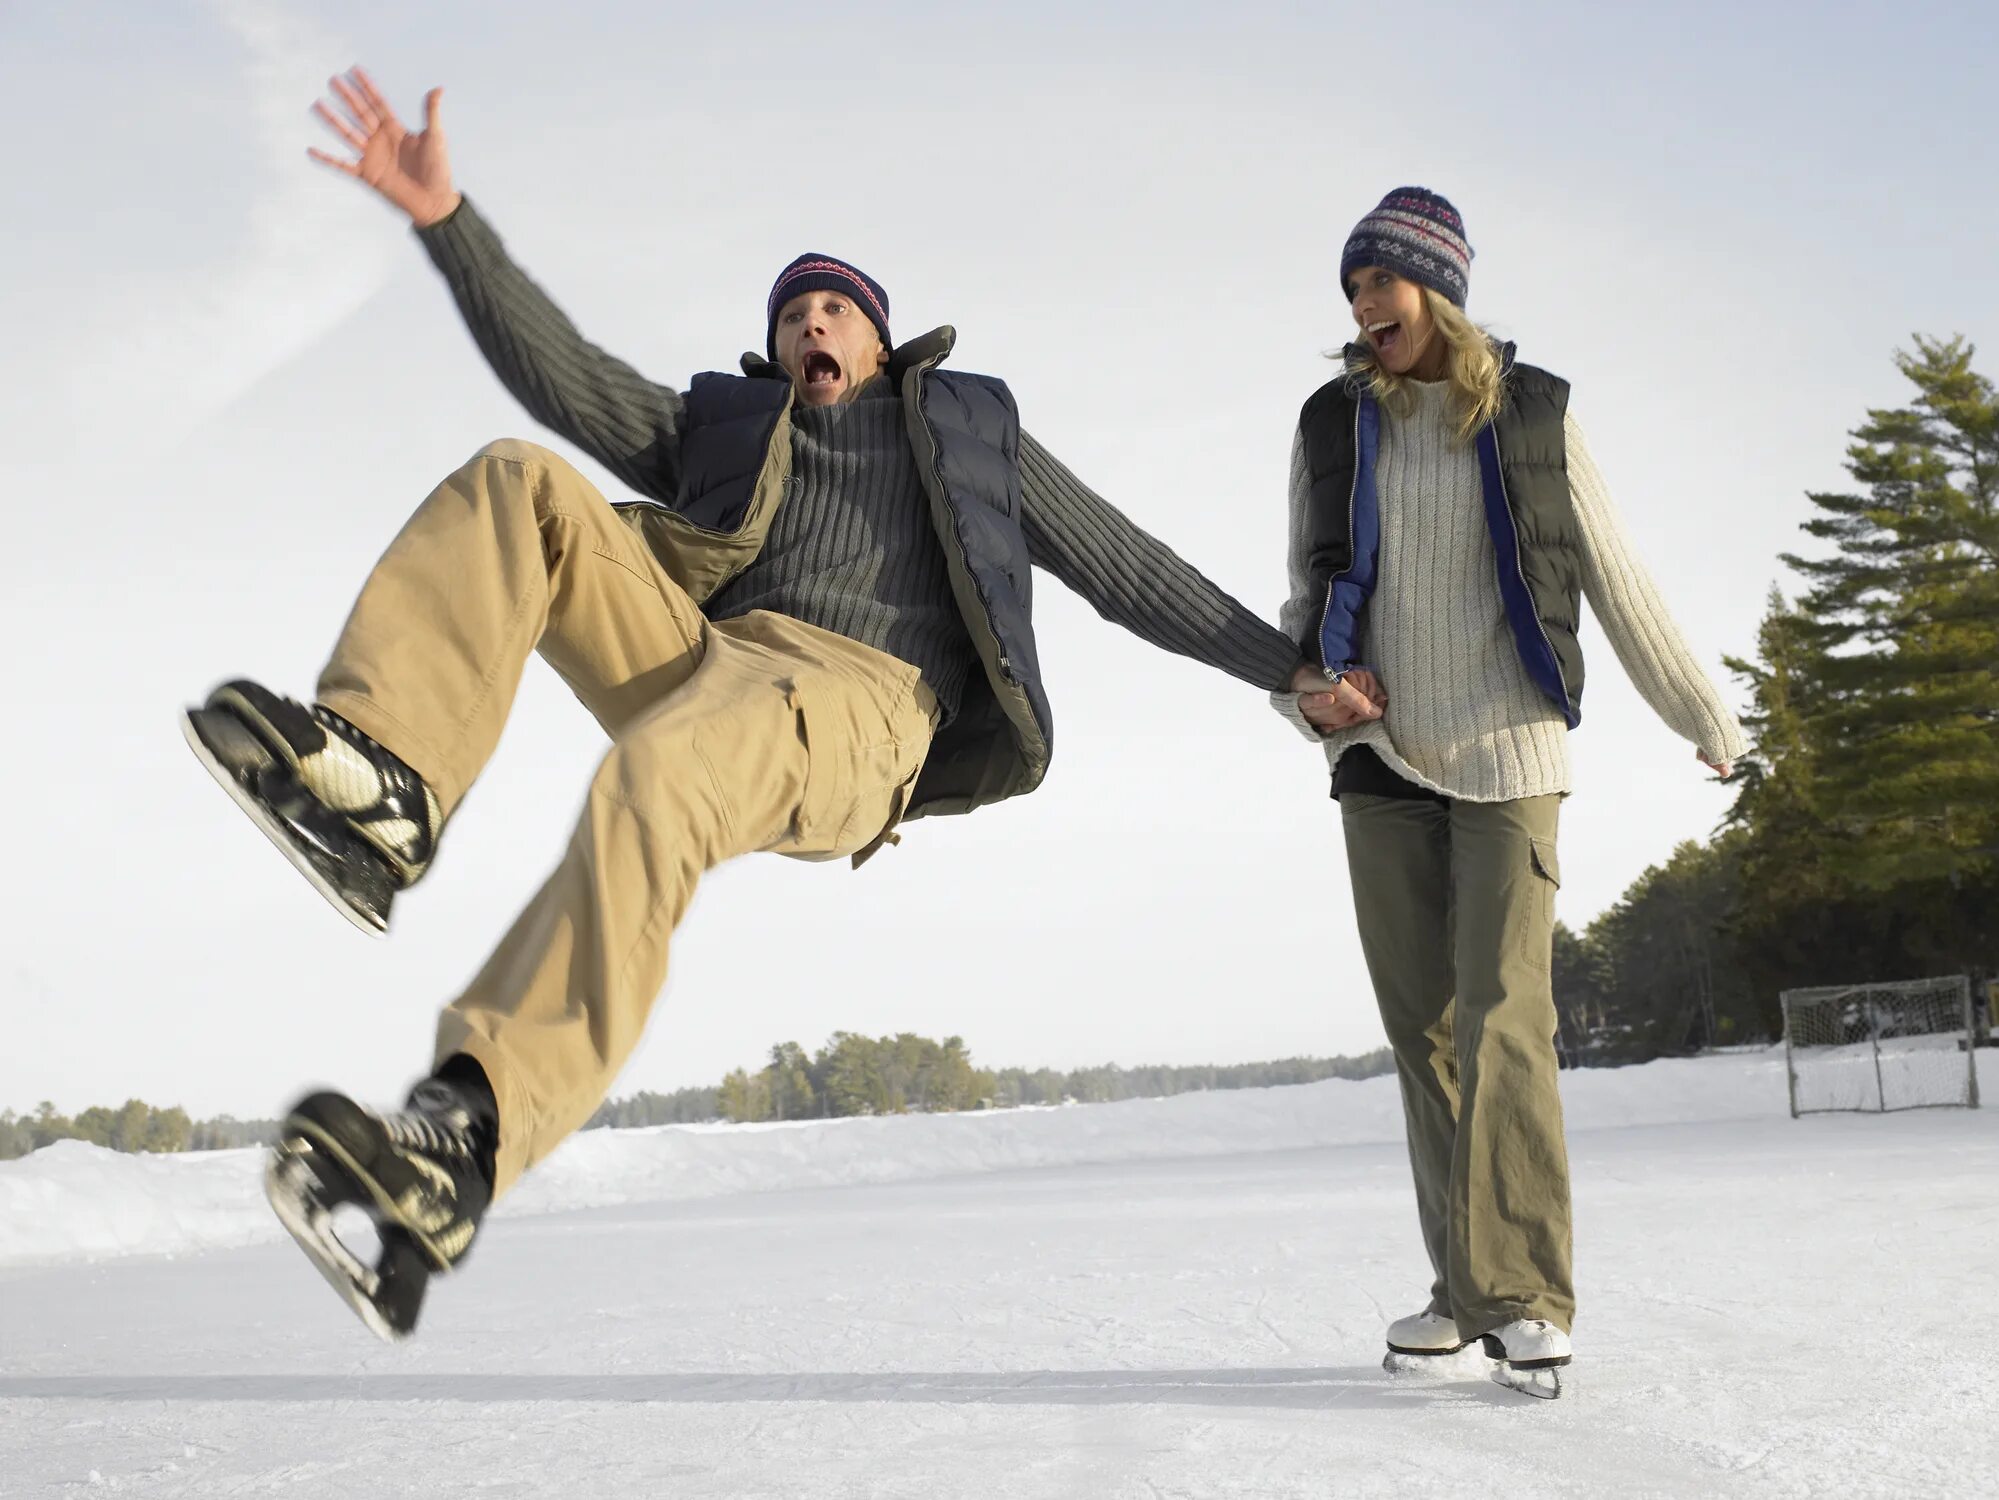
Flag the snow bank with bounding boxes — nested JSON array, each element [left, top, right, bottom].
[[0, 1049, 1792, 1271], [0, 1138, 274, 1267]]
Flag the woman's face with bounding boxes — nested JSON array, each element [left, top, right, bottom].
[[1347, 266, 1439, 377]]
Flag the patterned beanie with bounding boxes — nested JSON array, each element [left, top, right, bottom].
[[765, 253, 892, 360], [1338, 188, 1473, 308]]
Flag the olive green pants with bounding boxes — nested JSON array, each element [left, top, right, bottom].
[[316, 440, 937, 1197], [1340, 791, 1574, 1336]]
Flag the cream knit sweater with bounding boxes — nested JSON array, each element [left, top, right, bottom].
[[1273, 382, 1748, 800]]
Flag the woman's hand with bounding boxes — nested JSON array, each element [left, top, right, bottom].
[[1697, 747, 1733, 778], [1289, 664, 1387, 732], [308, 67, 460, 228]]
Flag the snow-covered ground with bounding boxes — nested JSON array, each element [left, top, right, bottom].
[[4, 1049, 1995, 1498]]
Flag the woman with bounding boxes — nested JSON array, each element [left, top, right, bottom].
[[1274, 187, 1747, 1399]]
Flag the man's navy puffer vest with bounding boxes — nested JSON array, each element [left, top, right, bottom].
[[668, 354, 1052, 820], [1296, 345, 1585, 727]]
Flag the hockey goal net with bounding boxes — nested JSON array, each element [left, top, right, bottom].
[[1781, 975, 1981, 1117]]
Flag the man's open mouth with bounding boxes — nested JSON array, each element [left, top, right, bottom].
[[803, 351, 842, 387], [1367, 320, 1402, 355]]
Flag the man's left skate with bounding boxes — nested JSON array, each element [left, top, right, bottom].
[[264, 1081, 493, 1341]]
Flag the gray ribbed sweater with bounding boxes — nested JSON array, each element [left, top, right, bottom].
[[705, 381, 980, 720], [416, 198, 1300, 699], [1274, 381, 1749, 800]]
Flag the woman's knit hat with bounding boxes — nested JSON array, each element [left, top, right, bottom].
[[1339, 188, 1473, 308], [765, 254, 893, 359]]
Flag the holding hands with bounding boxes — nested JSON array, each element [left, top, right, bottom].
[[1289, 663, 1388, 733], [309, 67, 460, 228], [1285, 661, 1735, 782]]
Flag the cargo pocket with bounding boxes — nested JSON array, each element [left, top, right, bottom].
[[1522, 837, 1561, 973], [782, 685, 851, 856], [785, 688, 928, 861], [850, 759, 925, 870]]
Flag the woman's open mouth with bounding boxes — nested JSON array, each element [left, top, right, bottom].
[[1367, 320, 1402, 356], [802, 350, 843, 388]]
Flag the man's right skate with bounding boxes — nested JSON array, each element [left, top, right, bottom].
[[264, 1079, 494, 1341]]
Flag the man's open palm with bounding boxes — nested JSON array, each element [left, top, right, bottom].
[[309, 68, 459, 228]]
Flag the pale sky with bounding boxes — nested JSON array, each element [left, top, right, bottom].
[[2, 0, 1993, 1120]]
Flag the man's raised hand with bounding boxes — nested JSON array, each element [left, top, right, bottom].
[[309, 67, 460, 228]]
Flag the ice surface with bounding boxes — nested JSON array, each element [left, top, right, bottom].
[[3, 1047, 1994, 1497]]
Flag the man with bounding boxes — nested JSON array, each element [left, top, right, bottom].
[[186, 69, 1373, 1340]]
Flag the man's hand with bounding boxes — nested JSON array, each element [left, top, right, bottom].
[[1697, 747, 1733, 779], [1289, 663, 1387, 733], [308, 67, 460, 228]]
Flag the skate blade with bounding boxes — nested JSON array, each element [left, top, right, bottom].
[[265, 1141, 405, 1342], [1383, 1344, 1495, 1380], [1489, 1362, 1566, 1400], [182, 709, 389, 937]]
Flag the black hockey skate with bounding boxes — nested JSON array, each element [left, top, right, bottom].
[[181, 679, 440, 934], [264, 1078, 495, 1341]]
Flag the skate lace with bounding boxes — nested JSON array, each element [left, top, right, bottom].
[[381, 1107, 472, 1161]]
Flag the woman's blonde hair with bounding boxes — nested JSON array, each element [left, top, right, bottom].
[[1342, 287, 1506, 443]]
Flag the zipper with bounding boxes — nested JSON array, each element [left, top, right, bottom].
[[1489, 424, 1571, 711], [903, 361, 1018, 688], [1315, 398, 1365, 679]]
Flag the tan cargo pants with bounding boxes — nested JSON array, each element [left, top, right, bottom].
[[1340, 792, 1575, 1336], [315, 439, 938, 1197]]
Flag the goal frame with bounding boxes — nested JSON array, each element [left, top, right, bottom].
[[1780, 974, 1982, 1119]]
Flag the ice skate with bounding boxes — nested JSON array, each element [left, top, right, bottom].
[[181, 678, 440, 934], [264, 1078, 495, 1341], [1382, 1309, 1491, 1377], [1480, 1318, 1571, 1399]]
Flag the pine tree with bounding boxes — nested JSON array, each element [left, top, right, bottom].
[[766, 1043, 817, 1120], [1550, 921, 1611, 1062], [718, 1068, 770, 1124], [142, 1107, 192, 1154], [0, 1111, 29, 1160], [1724, 591, 1885, 991], [817, 1032, 883, 1117], [1781, 336, 1999, 903], [1581, 838, 1758, 1057]]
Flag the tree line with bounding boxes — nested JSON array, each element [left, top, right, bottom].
[[0, 1044, 1395, 1158], [587, 1035, 1396, 1127], [1553, 336, 1997, 1063], [0, 1102, 280, 1160]]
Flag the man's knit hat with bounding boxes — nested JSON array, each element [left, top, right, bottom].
[[1339, 188, 1473, 308], [765, 253, 892, 360]]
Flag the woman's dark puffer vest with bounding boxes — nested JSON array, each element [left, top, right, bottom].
[[1296, 343, 1586, 727], [610, 327, 1051, 823]]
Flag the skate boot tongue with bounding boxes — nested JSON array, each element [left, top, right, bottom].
[[410, 1068, 499, 1195]]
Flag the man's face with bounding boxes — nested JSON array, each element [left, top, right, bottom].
[[772, 289, 889, 406]]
